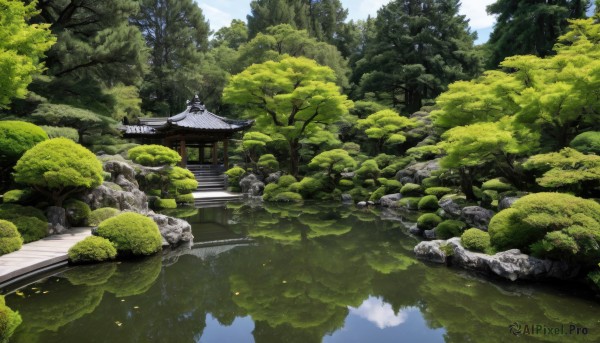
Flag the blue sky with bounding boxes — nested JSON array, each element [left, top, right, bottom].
[[195, 0, 497, 44]]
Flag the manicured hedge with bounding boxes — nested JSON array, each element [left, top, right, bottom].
[[96, 213, 162, 256]]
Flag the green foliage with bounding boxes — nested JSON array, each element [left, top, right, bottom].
[[213, 19, 248, 49], [417, 213, 443, 231], [225, 167, 246, 190], [435, 220, 467, 240], [425, 187, 452, 199], [88, 208, 121, 227], [2, 189, 31, 204], [379, 178, 402, 193], [422, 176, 440, 188], [309, 149, 356, 174], [0, 295, 22, 343], [481, 178, 514, 192], [40, 126, 79, 142], [380, 157, 414, 178], [96, 212, 162, 256], [278, 175, 297, 188], [570, 131, 600, 155], [400, 183, 422, 197], [13, 138, 103, 206], [169, 167, 198, 194], [0, 204, 45, 221], [31, 104, 107, 144], [0, 0, 55, 107], [176, 193, 194, 204], [0, 220, 23, 255], [128, 145, 181, 167], [342, 142, 361, 156], [398, 197, 421, 210], [272, 191, 303, 203], [369, 187, 386, 202], [154, 198, 177, 209], [347, 186, 370, 201], [461, 228, 491, 253], [357, 110, 416, 152], [418, 195, 439, 211], [11, 216, 47, 243], [223, 56, 352, 176], [355, 159, 380, 180], [0, 121, 48, 164], [406, 145, 441, 161], [257, 154, 279, 173], [104, 84, 143, 121], [290, 177, 323, 198], [64, 199, 91, 227], [68, 236, 117, 264], [242, 132, 273, 150], [488, 193, 600, 264], [523, 148, 600, 191], [338, 179, 354, 190]]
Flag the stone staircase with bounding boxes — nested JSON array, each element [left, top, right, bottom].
[[187, 165, 243, 207]]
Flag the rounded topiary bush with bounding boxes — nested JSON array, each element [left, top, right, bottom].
[[400, 183, 422, 196], [277, 175, 297, 188], [570, 131, 600, 155], [89, 208, 121, 226], [128, 144, 181, 166], [96, 212, 162, 256], [64, 199, 91, 226], [11, 216, 47, 243], [424, 187, 453, 199], [0, 220, 23, 255], [417, 213, 442, 230], [0, 296, 22, 342], [68, 236, 117, 264], [418, 195, 439, 211], [488, 192, 600, 264], [0, 121, 48, 164], [434, 220, 467, 239], [176, 193, 195, 204], [225, 166, 246, 191], [481, 178, 514, 192], [272, 191, 303, 202], [338, 179, 354, 189], [399, 197, 421, 210], [154, 198, 177, 209], [257, 154, 279, 172], [461, 228, 491, 252], [2, 189, 31, 204], [169, 167, 198, 193]]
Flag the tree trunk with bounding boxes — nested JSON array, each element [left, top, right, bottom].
[[459, 167, 476, 201], [289, 139, 300, 177]]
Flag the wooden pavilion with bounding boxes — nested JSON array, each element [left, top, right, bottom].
[[121, 96, 253, 168]]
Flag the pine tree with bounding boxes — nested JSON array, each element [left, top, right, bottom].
[[132, 0, 210, 116], [486, 0, 590, 68]]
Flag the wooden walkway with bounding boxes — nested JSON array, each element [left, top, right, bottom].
[[0, 228, 91, 285]]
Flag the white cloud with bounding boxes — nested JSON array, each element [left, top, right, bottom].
[[459, 0, 496, 29], [349, 297, 408, 329], [195, 1, 235, 32]]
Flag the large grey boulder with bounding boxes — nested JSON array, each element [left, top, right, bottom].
[[414, 237, 579, 281], [103, 160, 138, 188], [240, 174, 265, 196], [438, 198, 462, 218], [498, 196, 520, 211], [46, 206, 68, 234], [83, 183, 149, 214], [249, 181, 265, 197], [148, 213, 193, 247], [379, 193, 401, 208], [265, 172, 282, 184], [461, 206, 495, 231], [395, 159, 440, 184]]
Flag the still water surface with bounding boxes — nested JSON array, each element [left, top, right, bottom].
[[5, 202, 600, 342]]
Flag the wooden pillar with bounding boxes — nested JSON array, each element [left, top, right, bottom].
[[212, 142, 218, 165], [180, 137, 187, 167], [223, 139, 229, 170]]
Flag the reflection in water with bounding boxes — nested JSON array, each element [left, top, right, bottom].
[[4, 202, 600, 343], [349, 297, 408, 329]]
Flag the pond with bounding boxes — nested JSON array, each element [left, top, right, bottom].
[[4, 202, 600, 342]]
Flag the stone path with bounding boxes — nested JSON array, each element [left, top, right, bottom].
[[191, 191, 243, 199], [0, 228, 91, 285]]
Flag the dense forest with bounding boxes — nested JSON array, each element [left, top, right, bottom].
[[2, 0, 600, 303]]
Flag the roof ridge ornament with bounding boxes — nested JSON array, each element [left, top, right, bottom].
[[189, 95, 206, 112]]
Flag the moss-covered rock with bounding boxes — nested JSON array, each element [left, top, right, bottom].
[[68, 236, 117, 264], [88, 208, 121, 226], [400, 183, 422, 196], [64, 199, 91, 226], [272, 191, 303, 203], [417, 213, 443, 230], [424, 187, 452, 199], [461, 228, 491, 252], [369, 186, 386, 202], [398, 197, 421, 210], [418, 195, 439, 211], [421, 176, 440, 188], [0, 220, 23, 255], [481, 178, 514, 192], [434, 220, 467, 239], [96, 212, 162, 256]]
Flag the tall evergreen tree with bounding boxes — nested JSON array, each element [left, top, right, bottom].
[[486, 0, 590, 68], [247, 0, 348, 44], [132, 0, 210, 116], [354, 0, 481, 113], [26, 0, 147, 114]]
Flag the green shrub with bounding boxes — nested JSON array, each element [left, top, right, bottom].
[[0, 204, 46, 221], [418, 195, 439, 211], [380, 158, 413, 177], [570, 131, 600, 155], [424, 187, 452, 198], [128, 144, 181, 166], [257, 154, 279, 172], [461, 228, 491, 252], [13, 138, 103, 206], [89, 208, 121, 226], [417, 213, 442, 230], [96, 212, 162, 256], [347, 186, 370, 201], [169, 166, 198, 193], [362, 179, 375, 188], [355, 159, 380, 180], [147, 189, 161, 197], [0, 220, 23, 255], [481, 178, 514, 192], [398, 197, 421, 210], [40, 125, 79, 142], [11, 216, 47, 243], [291, 177, 323, 198], [488, 192, 600, 264], [225, 166, 246, 190], [338, 179, 354, 189], [434, 220, 467, 239], [272, 191, 303, 202], [64, 199, 91, 226], [0, 295, 22, 342], [369, 186, 386, 201], [0, 121, 48, 164], [154, 198, 177, 209], [176, 193, 195, 204], [400, 183, 422, 196], [422, 176, 440, 188], [1, 189, 31, 204], [68, 236, 117, 264], [379, 178, 402, 193], [278, 175, 297, 187]]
